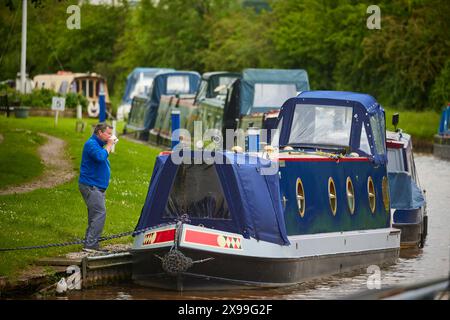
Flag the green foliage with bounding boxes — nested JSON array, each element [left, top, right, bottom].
[[1, 0, 449, 111], [430, 59, 450, 112], [65, 92, 88, 110]]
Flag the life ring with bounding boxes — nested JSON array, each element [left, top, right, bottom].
[[87, 101, 99, 118]]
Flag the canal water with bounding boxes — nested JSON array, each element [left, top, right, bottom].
[[48, 154, 450, 300]]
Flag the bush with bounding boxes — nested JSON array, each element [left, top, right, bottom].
[[65, 92, 88, 110]]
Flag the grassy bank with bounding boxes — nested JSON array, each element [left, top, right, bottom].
[[0, 129, 45, 189], [384, 108, 440, 142], [0, 116, 162, 278]]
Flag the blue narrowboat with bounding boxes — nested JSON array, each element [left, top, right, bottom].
[[386, 130, 427, 248], [149, 72, 241, 146], [131, 91, 400, 291], [124, 71, 200, 141], [434, 103, 450, 160]]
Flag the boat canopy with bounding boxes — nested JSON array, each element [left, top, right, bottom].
[[196, 72, 241, 100], [121, 68, 174, 104], [274, 91, 387, 165], [142, 71, 200, 131], [134, 151, 290, 246], [438, 104, 450, 135], [233, 68, 310, 116]]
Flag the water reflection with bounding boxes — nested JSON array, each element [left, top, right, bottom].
[[46, 154, 450, 300]]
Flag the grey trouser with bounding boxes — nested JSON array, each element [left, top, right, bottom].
[[79, 183, 106, 249]]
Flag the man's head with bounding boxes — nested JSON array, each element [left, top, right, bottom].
[[94, 123, 113, 142]]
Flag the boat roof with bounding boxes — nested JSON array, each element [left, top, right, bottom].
[[238, 68, 310, 115], [126, 67, 174, 79], [298, 91, 380, 113], [201, 71, 241, 80]]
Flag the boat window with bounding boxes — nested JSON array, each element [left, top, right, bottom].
[[387, 148, 405, 172], [81, 80, 87, 97], [164, 164, 231, 220], [59, 81, 68, 94], [370, 113, 386, 155], [288, 104, 353, 147], [253, 83, 297, 108], [196, 80, 208, 101], [346, 177, 355, 214], [360, 123, 372, 155], [296, 178, 305, 217], [88, 80, 94, 98], [271, 117, 283, 147], [167, 76, 190, 94]]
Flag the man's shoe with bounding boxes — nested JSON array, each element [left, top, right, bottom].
[[82, 247, 99, 253]]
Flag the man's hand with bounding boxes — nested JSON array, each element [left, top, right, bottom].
[[105, 139, 114, 153]]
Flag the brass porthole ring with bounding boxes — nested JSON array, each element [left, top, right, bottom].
[[296, 178, 305, 217], [328, 177, 337, 216], [346, 177, 355, 214], [367, 176, 376, 214], [382, 176, 390, 213]]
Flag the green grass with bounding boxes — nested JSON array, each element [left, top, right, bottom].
[[0, 115, 162, 278], [0, 128, 45, 189], [384, 107, 440, 141]]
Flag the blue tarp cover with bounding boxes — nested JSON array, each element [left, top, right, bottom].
[[438, 105, 450, 135], [144, 71, 200, 130], [121, 68, 174, 104], [135, 151, 290, 246], [240, 68, 310, 115], [388, 172, 425, 210]]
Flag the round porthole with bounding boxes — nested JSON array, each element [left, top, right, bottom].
[[367, 176, 376, 214], [382, 176, 390, 213], [296, 178, 305, 217], [328, 177, 337, 216], [346, 177, 355, 214]]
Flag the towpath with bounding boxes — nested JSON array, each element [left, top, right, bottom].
[[0, 133, 75, 195]]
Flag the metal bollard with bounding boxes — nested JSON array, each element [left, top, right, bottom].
[[247, 127, 260, 152]]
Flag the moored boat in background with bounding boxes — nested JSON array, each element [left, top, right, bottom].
[[386, 127, 427, 249]]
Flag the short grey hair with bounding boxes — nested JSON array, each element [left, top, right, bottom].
[[94, 123, 113, 135]]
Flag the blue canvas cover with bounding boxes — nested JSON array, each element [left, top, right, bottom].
[[121, 68, 174, 104], [144, 71, 200, 130], [240, 68, 310, 115], [438, 105, 450, 135], [134, 151, 290, 246], [276, 91, 388, 165], [388, 172, 425, 210]]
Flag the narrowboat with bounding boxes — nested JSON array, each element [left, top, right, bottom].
[[116, 67, 174, 121], [433, 104, 450, 160], [131, 91, 400, 291], [33, 71, 111, 117], [150, 72, 240, 146], [386, 129, 427, 248], [124, 71, 200, 141], [221, 68, 310, 146]]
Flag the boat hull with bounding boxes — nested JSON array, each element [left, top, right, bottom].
[[131, 224, 400, 291]]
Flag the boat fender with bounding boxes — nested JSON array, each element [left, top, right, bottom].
[[56, 277, 68, 294], [160, 249, 194, 275]]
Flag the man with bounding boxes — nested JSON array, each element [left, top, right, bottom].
[[79, 123, 115, 252]]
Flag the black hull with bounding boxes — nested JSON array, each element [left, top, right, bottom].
[[394, 221, 427, 248], [131, 246, 399, 291]]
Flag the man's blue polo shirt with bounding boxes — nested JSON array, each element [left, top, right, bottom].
[[79, 135, 110, 190]]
